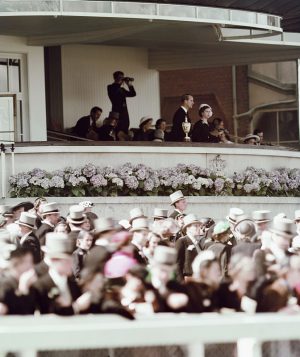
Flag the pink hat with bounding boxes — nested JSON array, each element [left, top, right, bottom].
[[111, 231, 132, 244], [104, 252, 137, 278]]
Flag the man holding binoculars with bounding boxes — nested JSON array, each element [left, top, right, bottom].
[[107, 70, 136, 140]]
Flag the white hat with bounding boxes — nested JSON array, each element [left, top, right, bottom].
[[199, 103, 211, 110], [294, 210, 300, 221], [94, 217, 115, 234], [182, 214, 201, 233], [41, 202, 60, 216], [152, 246, 177, 267], [42, 232, 73, 258], [17, 212, 36, 229], [118, 219, 131, 230], [169, 190, 185, 205], [226, 208, 244, 224], [130, 218, 149, 232], [153, 208, 168, 219], [0, 205, 13, 217], [243, 134, 260, 143], [270, 218, 296, 239], [79, 201, 94, 208], [67, 205, 86, 225], [192, 251, 216, 276], [139, 116, 153, 128], [252, 210, 272, 224], [129, 207, 146, 223]]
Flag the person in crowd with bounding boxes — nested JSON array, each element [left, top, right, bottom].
[[191, 104, 213, 142], [72, 230, 94, 279], [93, 217, 116, 252], [107, 71, 136, 139], [133, 116, 154, 141], [175, 214, 205, 281], [294, 210, 300, 236], [0, 205, 14, 228], [231, 218, 261, 257], [129, 207, 147, 225], [17, 212, 41, 264], [152, 208, 168, 222], [143, 232, 162, 264], [243, 134, 260, 145], [78, 200, 98, 230], [98, 112, 119, 141], [54, 222, 71, 234], [152, 218, 179, 246], [73, 106, 102, 140], [130, 218, 149, 265], [253, 128, 264, 145], [169, 190, 187, 220], [209, 118, 224, 143], [67, 205, 87, 233], [31, 197, 47, 229], [155, 118, 169, 141], [152, 129, 165, 142], [36, 202, 61, 246], [218, 129, 233, 144], [170, 94, 194, 142]]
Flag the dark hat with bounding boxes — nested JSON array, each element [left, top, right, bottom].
[[12, 201, 34, 212]]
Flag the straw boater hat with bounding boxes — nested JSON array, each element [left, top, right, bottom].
[[243, 134, 260, 144], [41, 202, 60, 217], [152, 245, 177, 267], [139, 116, 153, 128], [169, 190, 185, 206], [42, 232, 74, 259], [130, 217, 149, 232], [67, 205, 86, 225], [226, 207, 244, 224], [16, 212, 36, 229], [182, 214, 201, 233], [129, 207, 147, 224], [94, 217, 115, 235], [294, 210, 300, 221], [153, 208, 168, 220], [252, 210, 272, 224], [270, 218, 296, 239]]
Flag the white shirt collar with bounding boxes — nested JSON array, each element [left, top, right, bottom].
[[20, 231, 32, 245], [42, 219, 54, 228]]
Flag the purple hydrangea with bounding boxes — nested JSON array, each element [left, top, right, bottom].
[[90, 174, 107, 187]]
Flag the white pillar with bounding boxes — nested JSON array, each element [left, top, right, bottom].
[[237, 338, 262, 357], [297, 59, 300, 143]]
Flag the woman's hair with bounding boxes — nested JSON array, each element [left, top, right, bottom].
[[155, 118, 166, 129], [212, 118, 223, 129], [198, 105, 211, 117]]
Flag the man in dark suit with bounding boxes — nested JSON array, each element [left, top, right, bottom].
[[107, 71, 136, 137], [169, 94, 194, 142], [169, 190, 188, 220], [17, 212, 41, 264], [130, 218, 149, 265], [36, 202, 61, 246], [175, 214, 205, 281], [73, 106, 102, 139]]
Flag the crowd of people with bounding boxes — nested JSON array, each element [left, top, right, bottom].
[[72, 71, 263, 145], [0, 193, 300, 318]]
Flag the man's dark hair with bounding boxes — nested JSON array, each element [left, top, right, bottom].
[[90, 106, 102, 115], [10, 247, 33, 260], [113, 71, 124, 81], [155, 118, 166, 130], [181, 94, 192, 103], [253, 128, 263, 135]]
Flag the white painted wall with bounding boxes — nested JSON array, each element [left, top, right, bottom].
[[0, 36, 46, 141], [61, 44, 160, 129]]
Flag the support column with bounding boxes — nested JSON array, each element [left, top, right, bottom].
[[237, 338, 262, 357], [232, 65, 238, 143], [297, 59, 300, 143]]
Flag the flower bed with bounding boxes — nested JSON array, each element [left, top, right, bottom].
[[8, 163, 300, 198]]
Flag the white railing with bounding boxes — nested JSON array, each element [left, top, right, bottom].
[[1, 313, 300, 357]]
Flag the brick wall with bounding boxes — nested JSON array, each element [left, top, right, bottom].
[[159, 65, 249, 137]]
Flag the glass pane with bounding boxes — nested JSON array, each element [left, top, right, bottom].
[[9, 59, 20, 92], [0, 96, 14, 143], [253, 111, 277, 142], [0, 58, 8, 92], [278, 110, 299, 141]]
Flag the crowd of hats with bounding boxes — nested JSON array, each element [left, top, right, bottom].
[[0, 193, 299, 317], [8, 163, 300, 198]]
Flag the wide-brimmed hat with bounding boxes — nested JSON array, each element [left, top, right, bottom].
[[94, 217, 115, 235], [270, 218, 296, 239], [226, 207, 244, 224], [169, 190, 185, 206], [213, 221, 231, 236], [67, 205, 86, 225], [12, 201, 34, 212], [16, 212, 36, 229], [41, 202, 60, 217], [42, 232, 73, 259], [182, 214, 201, 233], [79, 201, 94, 208], [0, 205, 13, 218], [234, 219, 257, 240], [152, 245, 177, 267], [243, 134, 260, 144], [294, 210, 300, 221], [252, 210, 272, 224], [139, 116, 153, 128], [153, 208, 168, 219], [130, 218, 149, 232], [129, 207, 147, 224]]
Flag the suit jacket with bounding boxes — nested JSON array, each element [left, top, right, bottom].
[[169, 209, 182, 220], [175, 235, 203, 281], [191, 120, 210, 142], [72, 247, 88, 279], [207, 241, 232, 277], [31, 272, 81, 315], [231, 241, 261, 258], [73, 116, 98, 139], [20, 232, 41, 264], [36, 222, 54, 246], [170, 107, 191, 142], [130, 243, 148, 265]]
